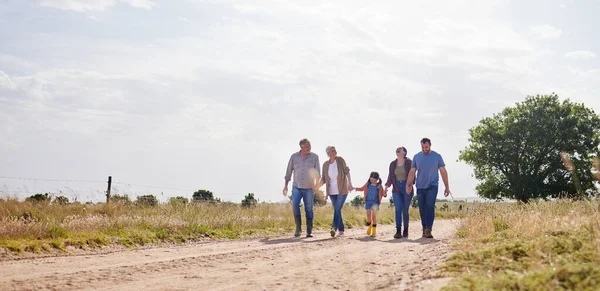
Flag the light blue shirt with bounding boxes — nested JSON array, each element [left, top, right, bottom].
[[411, 151, 445, 189]]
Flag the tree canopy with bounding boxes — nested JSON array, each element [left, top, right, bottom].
[[459, 94, 600, 203], [193, 189, 218, 202]]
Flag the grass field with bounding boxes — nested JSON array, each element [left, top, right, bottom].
[[6, 194, 599, 289], [439, 199, 600, 290], [0, 197, 465, 255]]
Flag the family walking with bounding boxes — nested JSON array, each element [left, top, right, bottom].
[[283, 137, 451, 239]]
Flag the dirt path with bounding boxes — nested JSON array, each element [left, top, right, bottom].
[[0, 220, 459, 291]]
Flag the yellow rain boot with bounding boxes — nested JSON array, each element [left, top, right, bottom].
[[366, 222, 372, 236], [371, 224, 377, 237]]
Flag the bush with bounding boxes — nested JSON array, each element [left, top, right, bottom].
[[169, 196, 189, 205], [350, 195, 364, 207], [110, 194, 130, 205], [26, 193, 51, 203], [241, 193, 258, 207], [53, 196, 69, 205], [135, 195, 158, 207], [314, 189, 327, 206], [192, 189, 221, 203], [193, 189, 214, 201], [412, 195, 419, 208]]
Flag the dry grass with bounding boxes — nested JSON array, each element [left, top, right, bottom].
[[440, 200, 600, 290], [0, 197, 468, 255]]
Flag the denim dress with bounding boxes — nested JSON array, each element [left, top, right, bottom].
[[365, 184, 380, 210]]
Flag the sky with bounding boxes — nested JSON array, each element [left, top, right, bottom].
[[1, 0, 599, 203]]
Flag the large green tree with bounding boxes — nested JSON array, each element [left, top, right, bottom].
[[459, 94, 600, 203]]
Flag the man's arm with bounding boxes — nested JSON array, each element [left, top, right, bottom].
[[312, 155, 321, 190], [440, 166, 451, 197], [283, 156, 293, 196]]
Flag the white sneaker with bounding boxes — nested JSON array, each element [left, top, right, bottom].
[[338, 231, 344, 236]]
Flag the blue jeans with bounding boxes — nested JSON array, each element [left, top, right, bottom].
[[417, 186, 438, 229], [393, 180, 414, 230], [329, 194, 347, 231], [292, 187, 314, 219]]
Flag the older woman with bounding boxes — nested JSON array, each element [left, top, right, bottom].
[[320, 145, 353, 237], [384, 146, 413, 239]]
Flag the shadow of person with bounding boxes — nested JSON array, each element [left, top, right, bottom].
[[258, 237, 302, 245], [259, 236, 334, 245], [378, 237, 441, 245], [352, 236, 378, 242]]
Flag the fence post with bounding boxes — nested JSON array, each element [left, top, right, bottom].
[[106, 176, 112, 204]]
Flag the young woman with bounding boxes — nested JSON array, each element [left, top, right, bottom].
[[385, 146, 414, 239]]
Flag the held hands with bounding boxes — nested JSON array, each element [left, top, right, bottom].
[[406, 185, 413, 195]]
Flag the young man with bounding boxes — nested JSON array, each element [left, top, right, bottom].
[[406, 138, 451, 238]]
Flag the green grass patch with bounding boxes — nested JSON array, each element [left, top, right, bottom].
[[440, 201, 600, 290]]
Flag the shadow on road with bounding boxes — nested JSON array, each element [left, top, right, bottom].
[[349, 236, 441, 245], [259, 236, 334, 245], [380, 237, 441, 245]]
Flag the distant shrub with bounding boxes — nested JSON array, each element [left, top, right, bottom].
[[110, 194, 131, 205], [350, 195, 364, 207], [53, 196, 69, 205], [136, 195, 158, 207], [169, 196, 189, 205], [26, 193, 51, 203], [314, 189, 327, 206], [241, 193, 258, 207]]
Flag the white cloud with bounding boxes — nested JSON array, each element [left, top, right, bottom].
[[38, 0, 156, 12], [564, 50, 597, 60], [529, 25, 562, 39], [0, 71, 16, 90]]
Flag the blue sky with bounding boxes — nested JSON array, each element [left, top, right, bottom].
[[1, 0, 599, 203]]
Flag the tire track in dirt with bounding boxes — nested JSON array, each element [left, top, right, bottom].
[[0, 219, 459, 291]]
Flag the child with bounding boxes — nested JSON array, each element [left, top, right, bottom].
[[353, 171, 386, 236]]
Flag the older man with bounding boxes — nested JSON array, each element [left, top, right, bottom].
[[406, 138, 451, 239], [284, 138, 320, 237]]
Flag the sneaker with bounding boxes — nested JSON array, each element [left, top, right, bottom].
[[330, 228, 336, 238], [338, 231, 344, 236], [294, 232, 301, 237], [306, 234, 313, 238]]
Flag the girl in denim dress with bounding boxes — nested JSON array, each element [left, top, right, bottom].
[[353, 172, 385, 236]]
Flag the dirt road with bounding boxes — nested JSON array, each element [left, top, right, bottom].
[[1, 220, 459, 291]]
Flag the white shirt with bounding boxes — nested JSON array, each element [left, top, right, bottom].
[[328, 160, 339, 195]]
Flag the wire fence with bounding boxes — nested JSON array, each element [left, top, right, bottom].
[[0, 175, 244, 203]]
